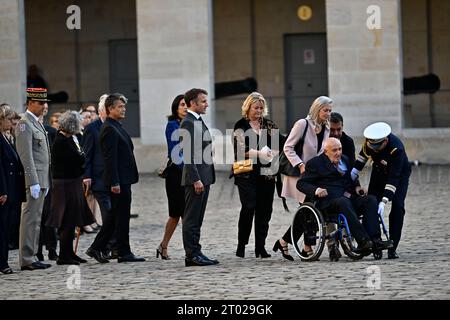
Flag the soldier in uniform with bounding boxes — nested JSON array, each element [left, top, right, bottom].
[[15, 88, 52, 270], [351, 122, 411, 259]]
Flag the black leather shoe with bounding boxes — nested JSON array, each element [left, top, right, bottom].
[[255, 247, 271, 258], [272, 240, 294, 261], [354, 238, 373, 255], [56, 258, 80, 265], [0, 266, 14, 274], [236, 244, 245, 258], [72, 254, 87, 263], [329, 245, 342, 262], [40, 261, 52, 268], [372, 239, 394, 250], [20, 261, 49, 271], [200, 254, 219, 264], [118, 253, 146, 263], [388, 249, 399, 259], [185, 255, 215, 267], [48, 249, 59, 261], [86, 247, 109, 263]]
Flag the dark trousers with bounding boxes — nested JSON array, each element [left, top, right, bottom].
[[38, 192, 57, 252], [370, 175, 409, 251], [92, 190, 112, 223], [322, 195, 380, 241], [8, 202, 21, 249], [235, 175, 275, 250], [92, 190, 115, 251], [182, 184, 210, 258], [0, 203, 11, 269], [91, 185, 132, 256]]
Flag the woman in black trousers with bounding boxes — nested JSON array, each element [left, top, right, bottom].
[[46, 111, 95, 265], [232, 92, 280, 258]]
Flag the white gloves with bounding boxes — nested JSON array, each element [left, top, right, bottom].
[[378, 201, 385, 216], [350, 168, 360, 181], [30, 184, 41, 199]]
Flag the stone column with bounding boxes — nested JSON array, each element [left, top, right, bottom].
[[136, 0, 215, 145], [0, 0, 27, 111], [326, 0, 403, 135]]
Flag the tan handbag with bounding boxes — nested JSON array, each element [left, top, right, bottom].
[[232, 159, 253, 175]]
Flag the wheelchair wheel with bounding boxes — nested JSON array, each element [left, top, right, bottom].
[[291, 203, 326, 262], [339, 226, 364, 260]]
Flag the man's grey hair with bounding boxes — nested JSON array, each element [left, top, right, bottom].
[[58, 110, 82, 135]]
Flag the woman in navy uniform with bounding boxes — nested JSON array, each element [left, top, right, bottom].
[[351, 122, 411, 259]]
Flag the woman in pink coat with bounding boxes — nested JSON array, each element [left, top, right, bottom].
[[273, 96, 333, 260]]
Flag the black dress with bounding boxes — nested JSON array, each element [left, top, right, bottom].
[[46, 132, 95, 228]]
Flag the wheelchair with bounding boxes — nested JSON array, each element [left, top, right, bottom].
[[290, 202, 390, 261]]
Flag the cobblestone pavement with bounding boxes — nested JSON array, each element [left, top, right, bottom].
[[1, 165, 449, 300]]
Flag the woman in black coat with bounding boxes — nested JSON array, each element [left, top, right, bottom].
[[232, 92, 280, 259], [0, 107, 26, 274], [46, 111, 95, 265]]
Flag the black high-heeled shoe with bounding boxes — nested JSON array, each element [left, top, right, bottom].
[[255, 247, 271, 258], [156, 245, 170, 260], [272, 240, 294, 261]]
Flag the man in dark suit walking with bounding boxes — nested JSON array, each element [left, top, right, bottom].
[[86, 93, 145, 263], [297, 138, 392, 257], [82, 94, 117, 258], [180, 88, 218, 267]]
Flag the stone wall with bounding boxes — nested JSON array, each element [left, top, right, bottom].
[[326, 0, 403, 136], [0, 0, 26, 111], [402, 0, 450, 128], [213, 0, 326, 133], [25, 0, 137, 112]]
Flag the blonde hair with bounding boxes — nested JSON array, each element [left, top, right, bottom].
[[306, 96, 333, 128], [241, 92, 269, 119]]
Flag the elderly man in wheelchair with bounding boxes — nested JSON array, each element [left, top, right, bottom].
[[294, 138, 393, 262]]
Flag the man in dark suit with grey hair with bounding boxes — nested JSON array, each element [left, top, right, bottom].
[[180, 88, 218, 267], [86, 93, 145, 264]]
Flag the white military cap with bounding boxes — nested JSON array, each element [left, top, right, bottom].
[[363, 122, 391, 143]]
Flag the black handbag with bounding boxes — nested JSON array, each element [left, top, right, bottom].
[[278, 119, 308, 177], [158, 159, 173, 178]]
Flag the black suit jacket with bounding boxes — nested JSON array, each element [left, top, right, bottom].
[[180, 112, 215, 186], [82, 119, 107, 191], [100, 117, 139, 187], [0, 134, 26, 203], [297, 153, 358, 211], [44, 125, 57, 148], [340, 131, 356, 167]]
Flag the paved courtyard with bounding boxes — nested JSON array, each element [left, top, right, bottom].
[[1, 165, 449, 300]]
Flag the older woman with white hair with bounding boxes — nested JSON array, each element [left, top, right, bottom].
[[45, 110, 95, 265], [274, 96, 332, 261]]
